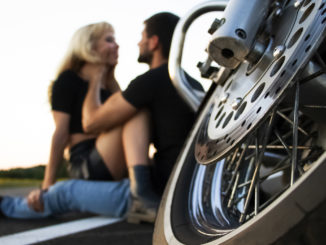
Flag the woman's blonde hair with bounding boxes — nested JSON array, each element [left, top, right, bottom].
[[56, 21, 114, 76], [49, 22, 114, 102]]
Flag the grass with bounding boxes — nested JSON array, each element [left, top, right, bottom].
[[0, 178, 69, 188], [0, 178, 42, 188]]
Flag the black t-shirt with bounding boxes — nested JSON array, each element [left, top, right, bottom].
[[51, 70, 112, 134], [122, 64, 203, 192]]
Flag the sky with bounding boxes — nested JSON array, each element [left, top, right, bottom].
[[0, 0, 219, 170]]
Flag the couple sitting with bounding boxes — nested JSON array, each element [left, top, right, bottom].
[[0, 12, 202, 223]]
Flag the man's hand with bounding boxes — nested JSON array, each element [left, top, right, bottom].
[[27, 189, 44, 212], [86, 64, 107, 85]]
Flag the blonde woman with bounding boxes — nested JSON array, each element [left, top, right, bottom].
[[43, 22, 126, 191]]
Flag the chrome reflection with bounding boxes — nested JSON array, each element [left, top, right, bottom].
[[189, 159, 235, 236]]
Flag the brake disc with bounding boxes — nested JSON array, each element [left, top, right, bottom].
[[195, 0, 326, 164]]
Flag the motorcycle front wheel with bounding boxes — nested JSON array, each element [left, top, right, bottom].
[[153, 79, 326, 244]]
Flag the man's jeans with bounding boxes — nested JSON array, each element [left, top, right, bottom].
[[1, 179, 130, 219]]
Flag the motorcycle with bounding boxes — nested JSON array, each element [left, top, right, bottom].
[[153, 0, 326, 244]]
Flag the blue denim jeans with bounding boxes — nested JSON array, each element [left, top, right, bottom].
[[1, 179, 130, 219]]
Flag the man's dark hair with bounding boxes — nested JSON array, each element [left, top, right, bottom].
[[144, 12, 180, 59]]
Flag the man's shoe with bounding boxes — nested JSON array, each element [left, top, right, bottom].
[[127, 165, 160, 224], [127, 196, 158, 224]]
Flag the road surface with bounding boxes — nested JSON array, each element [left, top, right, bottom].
[[0, 187, 325, 245]]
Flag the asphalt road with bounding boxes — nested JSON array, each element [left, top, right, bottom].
[[0, 187, 154, 245], [1, 187, 325, 245], [0, 216, 154, 245]]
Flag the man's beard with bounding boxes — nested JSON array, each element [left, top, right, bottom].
[[138, 51, 153, 64]]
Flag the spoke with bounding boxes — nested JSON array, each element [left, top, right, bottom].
[[240, 111, 276, 223], [238, 180, 251, 188], [254, 135, 259, 162], [234, 193, 248, 205], [261, 184, 290, 210], [254, 182, 260, 216], [254, 136, 260, 215], [276, 111, 308, 136], [227, 147, 240, 171], [291, 82, 300, 185], [299, 67, 326, 85], [225, 144, 248, 195], [269, 131, 292, 146], [259, 164, 291, 181], [273, 155, 290, 171], [245, 152, 255, 161], [237, 163, 290, 189], [248, 184, 290, 217], [248, 145, 311, 150], [278, 107, 294, 113], [227, 172, 240, 208], [303, 105, 326, 109], [274, 129, 292, 156]]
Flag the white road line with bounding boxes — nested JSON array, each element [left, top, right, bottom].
[[0, 216, 123, 245]]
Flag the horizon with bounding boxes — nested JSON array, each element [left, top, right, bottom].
[[1, 163, 46, 171]]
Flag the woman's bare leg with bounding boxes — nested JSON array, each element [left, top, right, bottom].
[[95, 126, 127, 180], [94, 110, 150, 180], [122, 110, 151, 167]]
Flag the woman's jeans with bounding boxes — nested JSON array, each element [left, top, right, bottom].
[[0, 179, 130, 219]]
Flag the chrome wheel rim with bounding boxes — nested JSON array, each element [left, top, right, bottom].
[[189, 87, 325, 236]]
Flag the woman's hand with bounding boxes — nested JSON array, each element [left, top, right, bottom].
[[27, 189, 44, 212]]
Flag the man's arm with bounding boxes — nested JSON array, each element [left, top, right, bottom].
[[82, 78, 137, 134]]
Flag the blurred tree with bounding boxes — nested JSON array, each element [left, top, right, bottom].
[[0, 159, 69, 179]]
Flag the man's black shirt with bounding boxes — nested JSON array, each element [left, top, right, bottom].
[[122, 64, 202, 192]]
